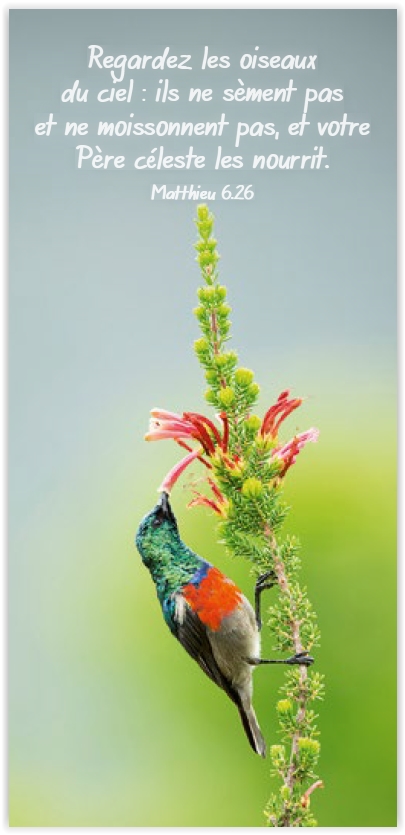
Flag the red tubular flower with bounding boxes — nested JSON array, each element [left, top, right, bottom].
[[175, 439, 212, 469], [146, 407, 230, 457], [146, 408, 216, 455], [188, 495, 226, 515], [273, 428, 319, 477], [207, 477, 225, 503], [159, 449, 202, 494], [218, 412, 229, 452], [146, 410, 195, 440], [188, 478, 227, 517], [146, 401, 318, 500], [182, 412, 219, 455], [261, 390, 303, 439], [145, 406, 231, 494]]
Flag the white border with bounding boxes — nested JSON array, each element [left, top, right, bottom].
[[3, 2, 400, 832]]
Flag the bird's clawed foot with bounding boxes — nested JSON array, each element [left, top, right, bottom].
[[284, 651, 314, 667], [255, 570, 277, 630], [255, 570, 277, 591], [248, 650, 314, 667]]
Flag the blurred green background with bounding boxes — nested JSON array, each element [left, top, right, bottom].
[[9, 9, 396, 827], [9, 375, 396, 827]]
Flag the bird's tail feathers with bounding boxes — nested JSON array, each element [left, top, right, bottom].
[[238, 702, 266, 758]]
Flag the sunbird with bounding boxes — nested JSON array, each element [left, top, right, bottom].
[[136, 492, 313, 757]]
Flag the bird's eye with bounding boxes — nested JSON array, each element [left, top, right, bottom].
[[152, 512, 164, 528]]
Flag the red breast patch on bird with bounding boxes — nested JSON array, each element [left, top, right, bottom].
[[182, 566, 243, 631]]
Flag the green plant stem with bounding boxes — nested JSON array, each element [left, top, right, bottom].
[[272, 537, 308, 825], [263, 526, 312, 827], [192, 205, 323, 827]]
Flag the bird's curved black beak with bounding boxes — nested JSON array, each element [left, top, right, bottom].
[[159, 491, 170, 513], [157, 491, 178, 526]]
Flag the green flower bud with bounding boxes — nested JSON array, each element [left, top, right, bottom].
[[235, 367, 254, 386], [205, 389, 217, 405], [203, 285, 217, 302], [242, 477, 263, 498], [277, 699, 294, 716], [244, 414, 262, 432], [193, 305, 207, 322], [217, 303, 232, 318], [197, 251, 213, 269], [298, 738, 320, 758], [197, 287, 207, 302], [194, 337, 210, 355], [195, 238, 217, 254], [226, 350, 238, 367], [197, 286, 215, 303], [213, 355, 227, 369], [205, 369, 218, 384], [198, 248, 219, 265], [197, 204, 210, 222], [247, 382, 260, 399], [218, 387, 235, 408], [197, 223, 212, 239], [216, 285, 227, 301]]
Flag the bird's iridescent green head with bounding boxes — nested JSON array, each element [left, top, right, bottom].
[[136, 492, 179, 568]]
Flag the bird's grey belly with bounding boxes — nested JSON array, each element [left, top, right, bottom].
[[208, 595, 260, 690]]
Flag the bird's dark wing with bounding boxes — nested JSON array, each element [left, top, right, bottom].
[[172, 594, 239, 705]]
